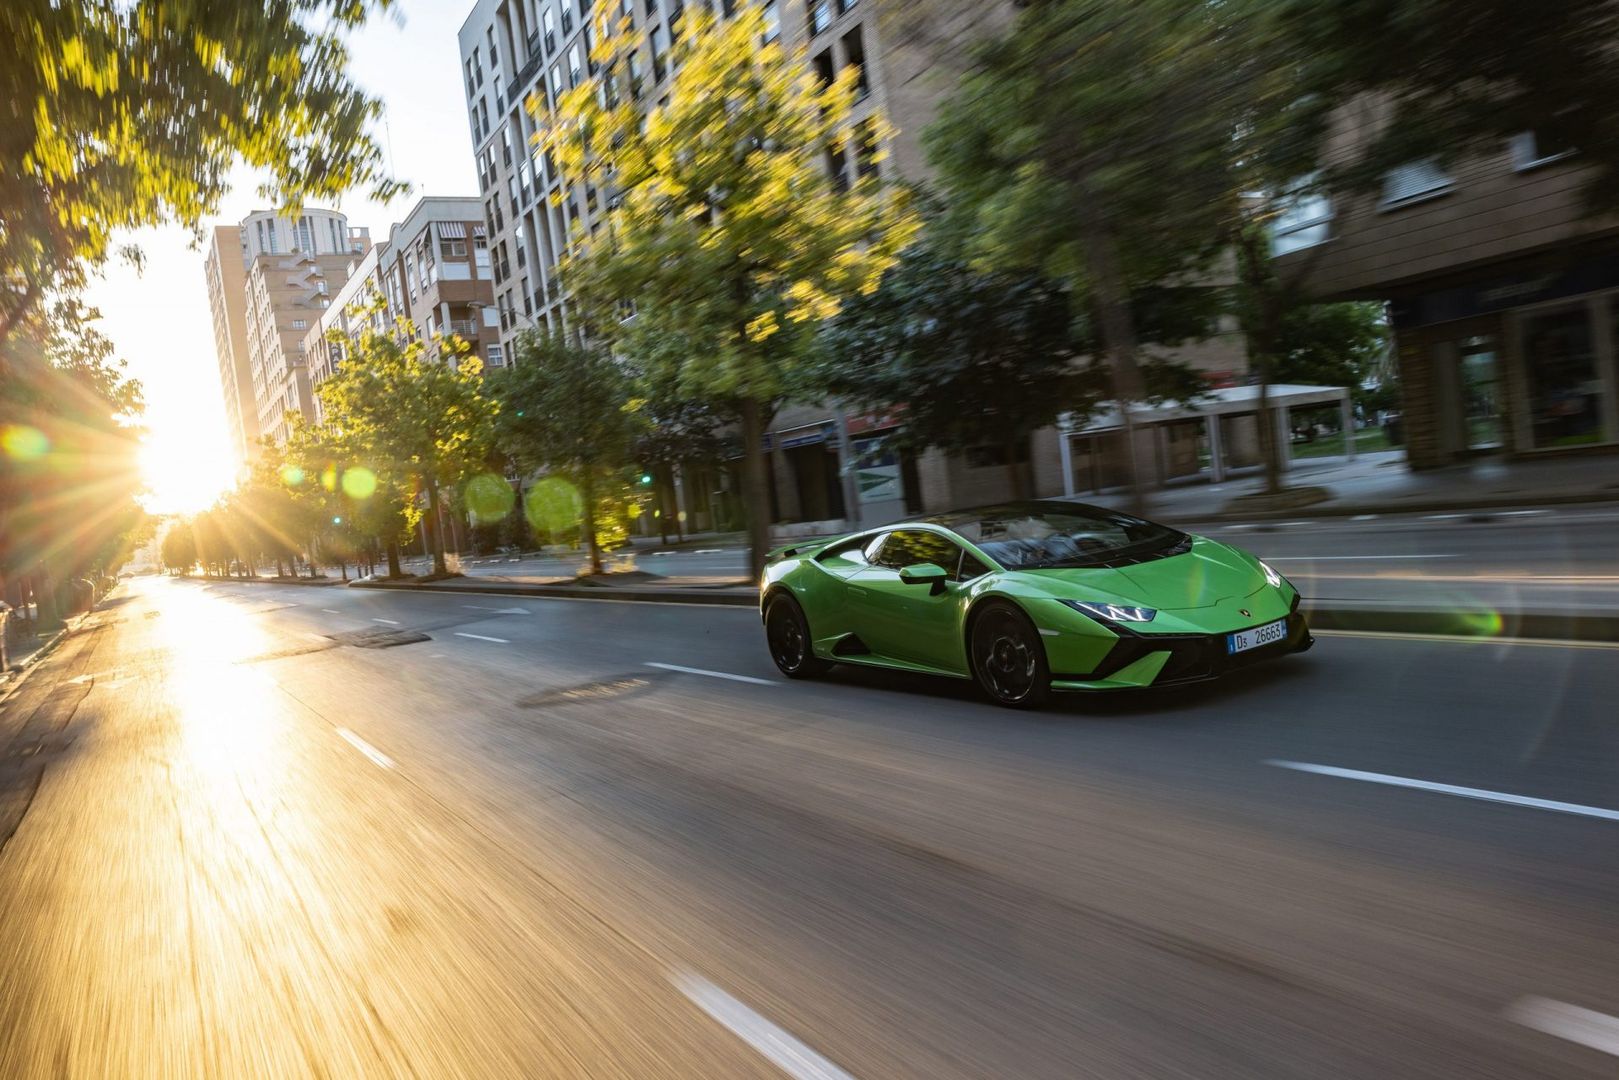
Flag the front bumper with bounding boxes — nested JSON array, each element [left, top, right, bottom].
[[1050, 605, 1312, 692]]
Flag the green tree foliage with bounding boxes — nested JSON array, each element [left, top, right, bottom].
[[0, 0, 403, 342], [159, 520, 196, 575], [1, 295, 147, 621], [1278, 0, 1619, 212], [541, 3, 918, 575], [927, 0, 1247, 508], [815, 243, 1102, 499], [1271, 302, 1389, 397], [315, 315, 498, 576], [626, 338, 736, 544], [490, 334, 640, 574]]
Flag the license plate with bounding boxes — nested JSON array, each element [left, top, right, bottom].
[[1227, 618, 1288, 655]]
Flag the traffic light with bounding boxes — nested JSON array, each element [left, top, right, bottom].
[[639, 473, 653, 486]]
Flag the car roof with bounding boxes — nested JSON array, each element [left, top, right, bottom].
[[922, 500, 1132, 529]]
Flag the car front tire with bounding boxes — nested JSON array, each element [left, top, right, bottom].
[[765, 592, 833, 678], [969, 601, 1052, 709]]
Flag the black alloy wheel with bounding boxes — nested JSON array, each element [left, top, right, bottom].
[[970, 601, 1052, 708], [765, 593, 832, 678]]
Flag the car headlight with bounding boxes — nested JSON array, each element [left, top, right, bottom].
[[1260, 561, 1283, 588], [1058, 599, 1157, 623]]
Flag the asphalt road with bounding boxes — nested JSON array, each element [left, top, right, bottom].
[[429, 503, 1619, 612], [1, 576, 1616, 1076]]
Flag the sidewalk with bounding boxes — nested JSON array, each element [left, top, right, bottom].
[[1080, 449, 1619, 523]]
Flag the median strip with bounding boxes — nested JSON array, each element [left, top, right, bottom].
[[1267, 760, 1619, 821]]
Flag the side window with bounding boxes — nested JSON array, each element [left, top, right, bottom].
[[816, 535, 873, 567], [872, 529, 961, 574], [958, 552, 991, 581]]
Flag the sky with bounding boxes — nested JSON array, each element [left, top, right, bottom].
[[88, 1, 480, 514]]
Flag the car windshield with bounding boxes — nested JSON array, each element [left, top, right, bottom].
[[930, 502, 1187, 570]]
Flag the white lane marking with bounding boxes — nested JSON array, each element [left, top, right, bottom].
[[1507, 997, 1619, 1057], [1312, 629, 1619, 650], [672, 971, 858, 1080], [496, 607, 531, 615], [1502, 509, 1551, 517], [455, 632, 510, 643], [462, 604, 503, 610], [646, 662, 776, 685], [322, 608, 342, 614], [650, 550, 676, 556], [692, 548, 726, 555], [1426, 513, 1466, 520], [429, 653, 447, 658], [1349, 514, 1378, 521], [371, 618, 400, 625], [336, 728, 393, 769], [1264, 554, 1458, 561], [1267, 760, 1619, 821]]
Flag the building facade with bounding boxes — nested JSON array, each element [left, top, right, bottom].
[[206, 209, 372, 456], [1276, 107, 1619, 468], [203, 226, 257, 463], [302, 196, 500, 416]]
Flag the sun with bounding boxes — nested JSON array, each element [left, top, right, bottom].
[[139, 429, 237, 515]]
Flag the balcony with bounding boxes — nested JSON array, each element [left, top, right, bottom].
[[447, 319, 480, 338], [509, 49, 544, 103]]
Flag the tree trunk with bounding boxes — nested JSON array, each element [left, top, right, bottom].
[[657, 469, 671, 545], [739, 397, 771, 580], [1074, 202, 1149, 515], [386, 540, 403, 578], [580, 469, 603, 574], [1235, 222, 1284, 496], [426, 480, 448, 576]]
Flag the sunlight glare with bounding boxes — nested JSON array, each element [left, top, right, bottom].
[[140, 429, 236, 515]]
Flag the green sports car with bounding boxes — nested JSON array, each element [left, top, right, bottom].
[[759, 501, 1312, 708]]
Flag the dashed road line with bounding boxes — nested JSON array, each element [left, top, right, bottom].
[[322, 608, 342, 614], [336, 728, 393, 769], [455, 632, 510, 643], [371, 618, 400, 625], [672, 971, 858, 1080], [1267, 760, 1619, 821], [1506, 997, 1619, 1057], [646, 662, 776, 685]]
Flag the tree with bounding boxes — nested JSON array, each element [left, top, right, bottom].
[[490, 334, 640, 575], [540, 3, 918, 577], [0, 1, 403, 344], [815, 243, 1101, 499], [1276, 0, 1619, 213], [315, 316, 497, 577], [1272, 302, 1388, 396], [160, 521, 196, 575], [1, 294, 147, 623], [926, 0, 1243, 512]]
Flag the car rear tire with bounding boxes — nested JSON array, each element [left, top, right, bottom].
[[970, 601, 1052, 709], [765, 592, 833, 678]]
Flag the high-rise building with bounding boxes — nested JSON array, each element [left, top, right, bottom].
[[204, 208, 371, 458], [203, 226, 257, 462]]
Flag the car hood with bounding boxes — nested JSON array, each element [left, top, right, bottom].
[[1017, 537, 1264, 610]]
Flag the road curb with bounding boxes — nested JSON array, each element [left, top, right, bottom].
[[1190, 491, 1619, 524], [347, 580, 1613, 642], [348, 579, 759, 606], [1301, 605, 1619, 643]]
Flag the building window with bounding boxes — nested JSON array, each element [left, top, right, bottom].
[[569, 43, 583, 84], [853, 119, 879, 181], [441, 237, 467, 258], [542, 5, 557, 52], [807, 0, 831, 35], [825, 141, 849, 193], [561, 0, 574, 34], [812, 48, 834, 90], [486, 344, 505, 367], [1380, 160, 1452, 208], [1270, 176, 1333, 256], [292, 319, 308, 330], [1523, 306, 1604, 448], [762, 0, 779, 44], [842, 25, 868, 98], [1510, 131, 1575, 172]]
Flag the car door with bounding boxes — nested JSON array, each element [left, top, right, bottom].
[[848, 528, 968, 671]]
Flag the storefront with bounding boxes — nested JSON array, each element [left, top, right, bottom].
[[1391, 251, 1619, 466]]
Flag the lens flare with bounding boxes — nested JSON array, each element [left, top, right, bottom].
[[321, 465, 338, 492], [525, 475, 581, 534], [341, 466, 378, 500], [1, 424, 50, 462], [280, 464, 306, 487], [465, 473, 516, 522]]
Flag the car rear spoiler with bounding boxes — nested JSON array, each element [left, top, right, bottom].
[[766, 537, 838, 562]]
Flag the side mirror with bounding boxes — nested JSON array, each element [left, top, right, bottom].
[[899, 562, 949, 590]]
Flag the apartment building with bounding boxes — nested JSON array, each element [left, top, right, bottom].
[[302, 196, 500, 416], [203, 226, 257, 463], [1275, 107, 1619, 468], [205, 209, 372, 456]]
